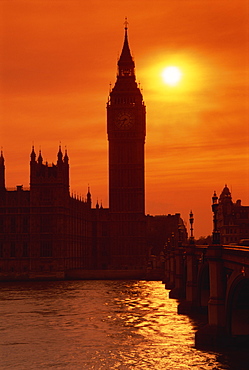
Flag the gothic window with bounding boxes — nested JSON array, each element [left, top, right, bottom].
[[0, 242, 3, 257]]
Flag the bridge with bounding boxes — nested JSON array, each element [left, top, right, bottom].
[[163, 238, 249, 349]]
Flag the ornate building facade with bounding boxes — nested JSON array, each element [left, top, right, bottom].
[[0, 25, 187, 280], [107, 24, 147, 270], [0, 147, 94, 279], [216, 185, 249, 245]]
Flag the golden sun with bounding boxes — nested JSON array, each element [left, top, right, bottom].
[[162, 66, 182, 86]]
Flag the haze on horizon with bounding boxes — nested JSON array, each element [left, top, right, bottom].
[[1, 0, 248, 238]]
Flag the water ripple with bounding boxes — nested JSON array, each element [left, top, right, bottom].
[[0, 280, 248, 369]]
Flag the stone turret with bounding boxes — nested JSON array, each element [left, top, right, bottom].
[[30, 146, 69, 184], [0, 150, 5, 191]]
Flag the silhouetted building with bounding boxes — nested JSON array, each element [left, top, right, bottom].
[[0, 25, 187, 280], [147, 214, 188, 256], [107, 24, 147, 269], [0, 147, 94, 279], [216, 185, 249, 244]]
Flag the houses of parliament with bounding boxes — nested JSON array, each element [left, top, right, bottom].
[[1, 25, 249, 281], [0, 25, 189, 280]]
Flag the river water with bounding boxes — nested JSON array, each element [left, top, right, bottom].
[[0, 280, 248, 369]]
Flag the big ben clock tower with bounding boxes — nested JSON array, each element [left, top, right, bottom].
[[107, 22, 147, 271]]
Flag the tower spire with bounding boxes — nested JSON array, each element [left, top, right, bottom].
[[189, 210, 194, 243], [87, 185, 92, 207], [0, 149, 5, 190], [124, 17, 128, 30], [0, 149, 4, 165], [38, 150, 43, 165], [108, 19, 143, 101], [118, 19, 135, 77], [30, 145, 36, 162], [64, 147, 69, 164], [57, 144, 63, 164], [106, 22, 146, 270]]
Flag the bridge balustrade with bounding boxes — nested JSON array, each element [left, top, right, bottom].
[[163, 241, 249, 349]]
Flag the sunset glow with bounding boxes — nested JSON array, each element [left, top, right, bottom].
[[162, 66, 182, 86], [1, 0, 248, 237]]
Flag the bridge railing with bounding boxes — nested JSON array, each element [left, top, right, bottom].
[[164, 241, 249, 349]]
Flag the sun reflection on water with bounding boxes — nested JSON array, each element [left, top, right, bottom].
[[0, 280, 241, 369]]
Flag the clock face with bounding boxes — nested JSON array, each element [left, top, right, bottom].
[[116, 112, 134, 129]]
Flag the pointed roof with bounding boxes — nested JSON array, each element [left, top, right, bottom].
[[57, 145, 63, 163], [212, 191, 218, 204], [118, 24, 134, 65], [221, 184, 231, 197], [38, 150, 43, 164], [64, 148, 69, 164], [0, 150, 4, 165], [109, 20, 143, 101], [30, 145, 36, 162], [87, 186, 91, 200], [117, 20, 135, 75], [219, 184, 232, 202]]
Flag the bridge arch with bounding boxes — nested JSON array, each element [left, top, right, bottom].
[[197, 263, 210, 311], [226, 275, 249, 339]]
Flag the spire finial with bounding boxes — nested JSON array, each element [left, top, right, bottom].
[[117, 17, 134, 77], [0, 148, 4, 165], [124, 17, 128, 30], [38, 149, 43, 164], [30, 145, 36, 162], [189, 210, 194, 242]]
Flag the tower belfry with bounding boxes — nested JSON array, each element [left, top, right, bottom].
[[107, 22, 147, 271], [117, 20, 135, 77]]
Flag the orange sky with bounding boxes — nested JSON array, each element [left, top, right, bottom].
[[1, 0, 248, 237]]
